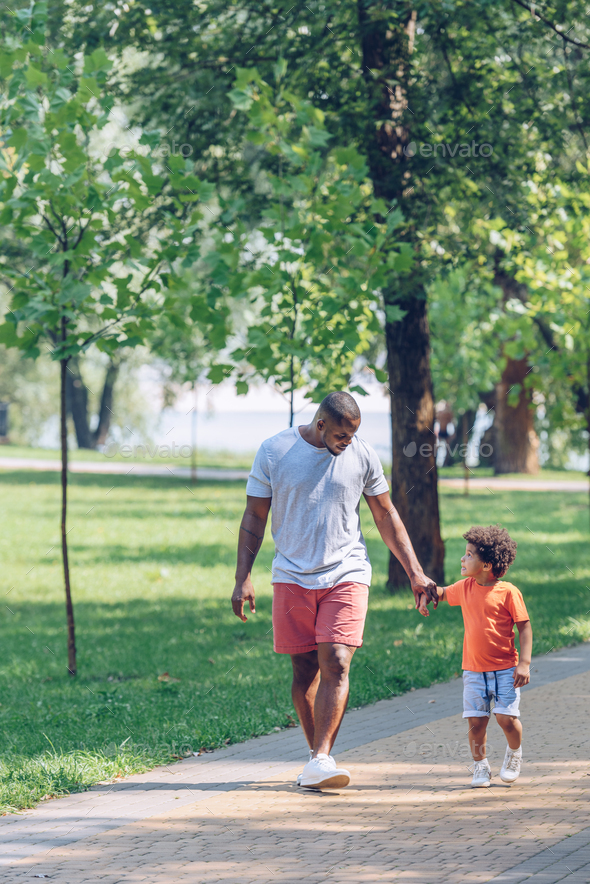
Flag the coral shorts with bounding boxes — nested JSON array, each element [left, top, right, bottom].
[[272, 582, 369, 655]]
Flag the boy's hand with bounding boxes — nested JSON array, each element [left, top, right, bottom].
[[513, 661, 530, 688], [410, 574, 438, 611], [417, 593, 430, 617]]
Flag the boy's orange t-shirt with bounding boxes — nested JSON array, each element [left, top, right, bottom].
[[446, 577, 529, 672]]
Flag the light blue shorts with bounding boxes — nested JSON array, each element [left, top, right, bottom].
[[462, 668, 520, 718]]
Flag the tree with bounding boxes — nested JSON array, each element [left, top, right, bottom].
[[0, 3, 222, 675], [53, 0, 590, 572], [47, 0, 445, 586], [208, 68, 409, 424], [420, 0, 590, 474]]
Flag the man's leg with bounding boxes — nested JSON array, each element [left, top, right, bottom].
[[290, 651, 320, 749], [312, 642, 355, 757]]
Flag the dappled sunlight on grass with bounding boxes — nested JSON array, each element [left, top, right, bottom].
[[0, 470, 588, 811]]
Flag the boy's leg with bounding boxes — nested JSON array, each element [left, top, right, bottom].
[[462, 671, 492, 761], [494, 667, 522, 749], [495, 713, 522, 750], [467, 716, 489, 761]]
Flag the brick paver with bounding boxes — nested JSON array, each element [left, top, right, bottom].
[[3, 654, 590, 883]]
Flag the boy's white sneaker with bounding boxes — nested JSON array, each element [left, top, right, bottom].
[[296, 750, 313, 786], [471, 759, 491, 788], [299, 753, 351, 789], [500, 746, 522, 784]]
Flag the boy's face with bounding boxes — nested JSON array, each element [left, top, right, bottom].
[[461, 543, 493, 580]]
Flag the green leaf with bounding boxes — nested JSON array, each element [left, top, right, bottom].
[[369, 364, 389, 383], [208, 363, 233, 384], [228, 88, 253, 110], [0, 51, 15, 78], [236, 380, 249, 395], [24, 65, 47, 87], [8, 128, 28, 151], [77, 76, 99, 101], [274, 58, 288, 81], [390, 244, 414, 272], [0, 323, 19, 347], [386, 207, 405, 233], [304, 125, 331, 147], [384, 304, 408, 323], [84, 48, 111, 74], [234, 67, 260, 89]]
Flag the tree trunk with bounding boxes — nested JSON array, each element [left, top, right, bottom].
[[60, 346, 77, 677], [492, 267, 539, 474], [358, 0, 445, 587], [386, 294, 445, 586], [493, 356, 540, 474], [66, 356, 93, 448], [66, 356, 119, 449], [93, 358, 119, 447]]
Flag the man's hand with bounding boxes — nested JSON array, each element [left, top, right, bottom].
[[410, 574, 439, 613], [232, 578, 256, 622], [513, 661, 530, 688]]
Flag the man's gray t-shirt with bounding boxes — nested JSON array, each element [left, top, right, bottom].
[[246, 427, 389, 589]]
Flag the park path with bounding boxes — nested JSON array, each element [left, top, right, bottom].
[[2, 644, 590, 883], [0, 455, 587, 491]]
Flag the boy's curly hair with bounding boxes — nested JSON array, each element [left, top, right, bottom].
[[463, 525, 517, 578]]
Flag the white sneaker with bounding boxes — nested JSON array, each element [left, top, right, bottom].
[[471, 759, 491, 788], [500, 746, 522, 784], [296, 750, 313, 786], [299, 753, 351, 789]]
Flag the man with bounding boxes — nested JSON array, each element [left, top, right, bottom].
[[231, 391, 438, 789]]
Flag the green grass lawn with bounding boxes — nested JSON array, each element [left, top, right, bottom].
[[0, 469, 588, 813]]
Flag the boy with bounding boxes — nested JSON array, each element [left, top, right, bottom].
[[431, 525, 532, 788]]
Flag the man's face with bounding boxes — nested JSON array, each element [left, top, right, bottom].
[[317, 416, 361, 456]]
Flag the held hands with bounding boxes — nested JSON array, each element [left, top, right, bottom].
[[513, 661, 530, 688], [231, 578, 256, 622], [410, 575, 439, 618]]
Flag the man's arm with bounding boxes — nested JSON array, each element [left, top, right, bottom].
[[231, 495, 271, 622], [364, 491, 439, 614], [514, 620, 533, 687]]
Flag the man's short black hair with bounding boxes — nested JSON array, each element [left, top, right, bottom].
[[317, 391, 361, 423], [463, 525, 517, 578]]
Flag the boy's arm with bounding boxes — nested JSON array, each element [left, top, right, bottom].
[[419, 585, 447, 616], [514, 620, 533, 687]]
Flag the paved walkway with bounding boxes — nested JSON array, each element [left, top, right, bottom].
[[0, 456, 250, 481], [0, 456, 587, 491], [2, 644, 590, 882]]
